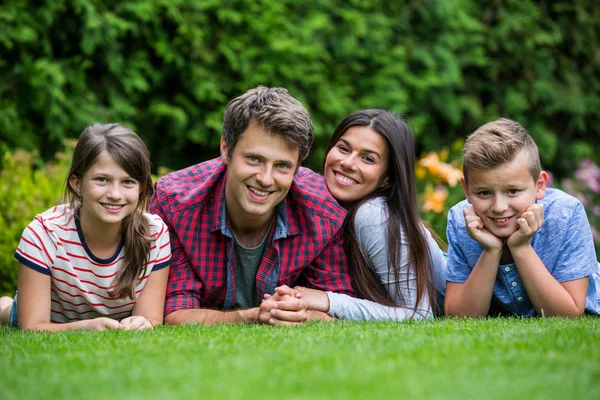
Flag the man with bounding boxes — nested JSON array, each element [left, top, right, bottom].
[[148, 86, 353, 325]]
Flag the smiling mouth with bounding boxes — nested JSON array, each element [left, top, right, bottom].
[[335, 172, 358, 185], [490, 216, 512, 223], [102, 204, 124, 210], [248, 187, 271, 197]]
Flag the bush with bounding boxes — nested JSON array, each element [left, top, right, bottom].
[[0, 142, 74, 295], [0, 0, 598, 177]]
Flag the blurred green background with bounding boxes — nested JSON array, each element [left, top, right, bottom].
[[1, 0, 599, 294]]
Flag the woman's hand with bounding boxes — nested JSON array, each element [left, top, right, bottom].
[[293, 286, 330, 312]]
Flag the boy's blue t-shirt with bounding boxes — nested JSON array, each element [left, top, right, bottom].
[[446, 188, 600, 316]]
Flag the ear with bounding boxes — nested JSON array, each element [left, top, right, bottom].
[[69, 175, 81, 196], [381, 176, 389, 186], [460, 176, 471, 203], [536, 171, 548, 200], [220, 137, 229, 164]]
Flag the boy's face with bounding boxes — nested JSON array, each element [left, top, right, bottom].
[[461, 152, 547, 238]]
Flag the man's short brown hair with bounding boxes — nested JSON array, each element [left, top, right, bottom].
[[462, 118, 541, 184], [222, 86, 314, 163]]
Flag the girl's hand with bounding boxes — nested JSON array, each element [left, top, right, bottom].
[[463, 207, 503, 252], [85, 317, 124, 331], [120, 315, 155, 330], [507, 203, 545, 249]]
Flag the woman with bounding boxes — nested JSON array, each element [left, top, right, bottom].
[[277, 110, 446, 320]]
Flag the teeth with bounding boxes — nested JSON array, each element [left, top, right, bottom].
[[103, 204, 123, 210], [494, 218, 508, 223], [336, 173, 358, 185], [249, 187, 269, 196]]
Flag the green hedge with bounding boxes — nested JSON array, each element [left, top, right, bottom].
[[0, 0, 598, 175], [0, 142, 73, 295]]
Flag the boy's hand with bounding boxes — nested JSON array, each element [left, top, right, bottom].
[[507, 203, 544, 249], [463, 207, 503, 252]]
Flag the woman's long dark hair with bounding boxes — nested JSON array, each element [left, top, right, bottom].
[[323, 110, 436, 313], [65, 123, 154, 300]]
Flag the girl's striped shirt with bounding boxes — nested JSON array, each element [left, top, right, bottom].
[[14, 204, 171, 323]]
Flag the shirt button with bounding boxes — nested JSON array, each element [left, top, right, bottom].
[[517, 297, 523, 302], [504, 267, 510, 272], [511, 282, 517, 287]]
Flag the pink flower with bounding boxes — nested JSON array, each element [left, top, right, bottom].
[[574, 158, 600, 193]]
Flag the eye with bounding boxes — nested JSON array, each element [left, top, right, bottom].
[[507, 189, 519, 195], [336, 144, 350, 154], [123, 179, 138, 186], [362, 156, 376, 164], [94, 177, 108, 183], [477, 190, 491, 197], [275, 162, 291, 170], [247, 155, 260, 163]]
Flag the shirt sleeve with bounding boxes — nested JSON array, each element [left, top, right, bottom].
[[550, 201, 599, 282], [327, 292, 431, 320], [147, 188, 203, 316], [445, 206, 473, 283], [353, 199, 432, 317], [149, 217, 172, 272], [300, 228, 355, 296], [14, 217, 56, 275]]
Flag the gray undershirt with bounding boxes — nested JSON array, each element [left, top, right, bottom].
[[233, 229, 270, 309]]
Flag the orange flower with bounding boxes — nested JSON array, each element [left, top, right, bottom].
[[422, 185, 448, 213], [437, 163, 462, 187], [419, 152, 441, 175], [418, 151, 462, 187]]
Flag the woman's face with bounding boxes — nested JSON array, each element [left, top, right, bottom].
[[324, 126, 389, 207]]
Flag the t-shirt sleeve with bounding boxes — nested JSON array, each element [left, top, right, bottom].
[[149, 217, 172, 272], [550, 202, 599, 282], [445, 206, 473, 283], [14, 217, 56, 275]]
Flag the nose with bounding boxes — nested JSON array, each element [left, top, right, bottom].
[[106, 183, 123, 200], [340, 153, 358, 171], [491, 195, 507, 213], [256, 165, 274, 187]]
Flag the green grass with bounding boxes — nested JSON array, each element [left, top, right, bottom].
[[2, 317, 599, 400]]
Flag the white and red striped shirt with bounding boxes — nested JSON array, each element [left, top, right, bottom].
[[14, 205, 171, 323]]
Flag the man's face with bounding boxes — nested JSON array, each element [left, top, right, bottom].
[[221, 122, 299, 230], [461, 152, 547, 238]]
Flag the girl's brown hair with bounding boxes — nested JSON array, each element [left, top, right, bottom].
[[65, 123, 154, 300]]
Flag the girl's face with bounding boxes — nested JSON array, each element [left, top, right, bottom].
[[69, 151, 141, 230], [324, 126, 389, 207]]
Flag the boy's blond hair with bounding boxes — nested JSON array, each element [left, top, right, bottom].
[[462, 118, 541, 184]]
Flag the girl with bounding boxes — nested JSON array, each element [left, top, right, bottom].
[[272, 110, 446, 321], [0, 123, 171, 331]]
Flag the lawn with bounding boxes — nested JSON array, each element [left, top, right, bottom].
[[1, 317, 598, 400]]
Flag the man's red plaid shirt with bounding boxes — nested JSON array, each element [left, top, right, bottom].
[[148, 158, 354, 315]]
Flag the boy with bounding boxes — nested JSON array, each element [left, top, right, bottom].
[[445, 118, 600, 317]]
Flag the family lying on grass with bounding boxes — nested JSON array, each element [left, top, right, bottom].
[[1, 86, 599, 331]]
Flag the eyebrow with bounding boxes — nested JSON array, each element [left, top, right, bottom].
[[338, 138, 383, 160], [246, 151, 296, 167]]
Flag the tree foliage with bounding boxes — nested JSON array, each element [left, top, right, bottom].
[[0, 0, 598, 175]]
